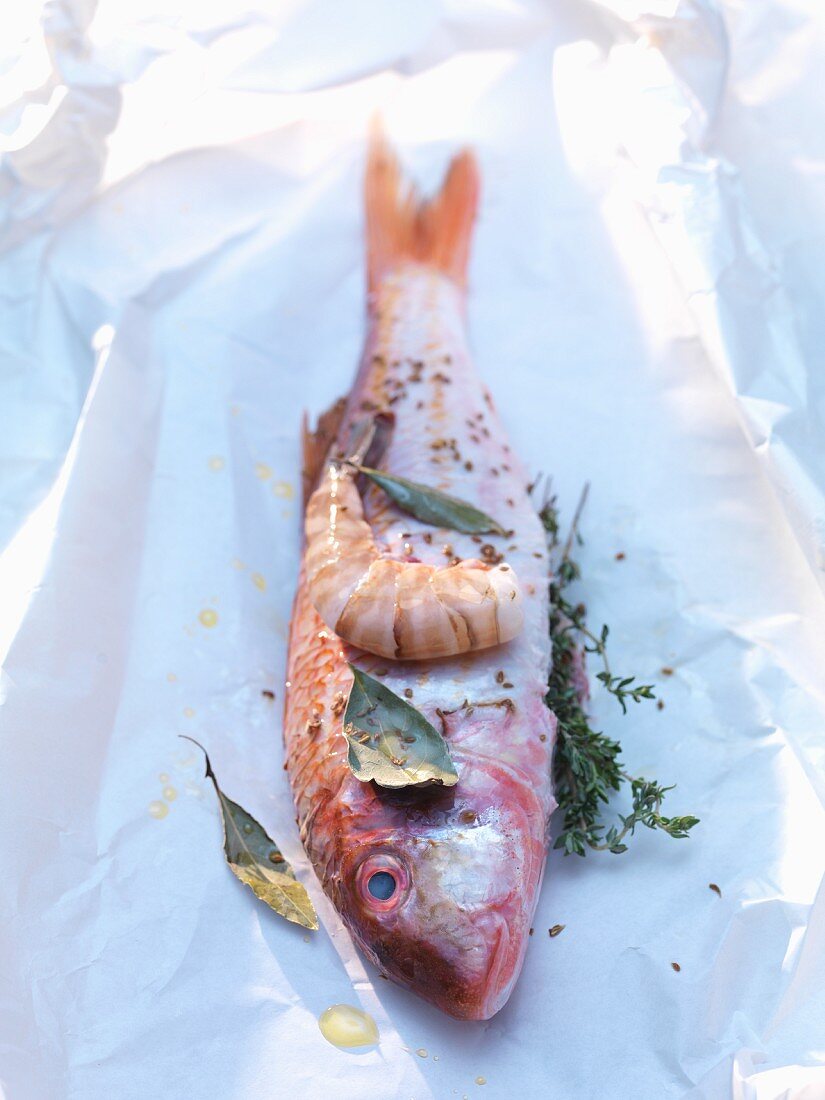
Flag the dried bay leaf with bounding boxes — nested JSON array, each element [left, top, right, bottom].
[[343, 666, 459, 789], [357, 466, 506, 536], [181, 736, 318, 931]]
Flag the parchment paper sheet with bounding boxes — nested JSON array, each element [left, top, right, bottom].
[[2, 2, 824, 1097]]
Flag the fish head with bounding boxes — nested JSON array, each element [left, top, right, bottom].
[[331, 761, 545, 1020]]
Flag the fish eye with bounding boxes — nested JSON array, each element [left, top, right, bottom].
[[356, 853, 408, 911], [367, 870, 396, 900]]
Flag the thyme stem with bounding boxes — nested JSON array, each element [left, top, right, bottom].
[[540, 489, 698, 856]]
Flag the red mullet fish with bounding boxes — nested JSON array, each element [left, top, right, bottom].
[[284, 129, 555, 1020]]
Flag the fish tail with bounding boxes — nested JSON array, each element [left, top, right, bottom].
[[365, 119, 480, 291]]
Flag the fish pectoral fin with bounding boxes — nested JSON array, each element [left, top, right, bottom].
[[301, 396, 348, 508]]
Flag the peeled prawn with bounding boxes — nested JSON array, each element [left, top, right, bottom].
[[304, 462, 523, 661]]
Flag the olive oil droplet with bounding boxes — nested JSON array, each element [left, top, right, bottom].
[[163, 785, 178, 801], [255, 462, 272, 480], [199, 608, 218, 628], [318, 1005, 379, 1050], [251, 572, 266, 591], [159, 772, 169, 783], [148, 800, 168, 820], [416, 1048, 428, 1058], [475, 1078, 486, 1086]]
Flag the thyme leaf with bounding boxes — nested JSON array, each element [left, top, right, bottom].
[[540, 490, 698, 856]]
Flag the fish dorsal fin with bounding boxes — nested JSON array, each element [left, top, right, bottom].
[[301, 396, 347, 509]]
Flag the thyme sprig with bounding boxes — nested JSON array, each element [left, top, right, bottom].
[[540, 489, 698, 856]]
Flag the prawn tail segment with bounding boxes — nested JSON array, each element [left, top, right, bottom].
[[365, 119, 480, 292]]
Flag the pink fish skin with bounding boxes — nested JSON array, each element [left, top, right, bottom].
[[284, 131, 556, 1020]]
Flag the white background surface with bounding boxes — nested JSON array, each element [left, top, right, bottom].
[[2, 2, 825, 1098]]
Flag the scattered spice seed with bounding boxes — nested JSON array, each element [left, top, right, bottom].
[[464, 461, 474, 471], [443, 544, 454, 557], [671, 962, 681, 973], [615, 551, 626, 561], [709, 883, 722, 898], [502, 682, 514, 689], [656, 700, 665, 711], [661, 666, 674, 676], [495, 671, 505, 684], [423, 532, 432, 544], [549, 924, 565, 938], [459, 809, 476, 824], [403, 688, 414, 699], [261, 689, 275, 700], [480, 543, 504, 564], [374, 668, 388, 677], [539, 733, 547, 742], [529, 928, 534, 936]]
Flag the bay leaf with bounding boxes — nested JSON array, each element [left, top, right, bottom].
[[343, 666, 459, 789], [181, 736, 318, 931], [357, 466, 506, 536]]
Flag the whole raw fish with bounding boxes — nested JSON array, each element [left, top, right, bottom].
[[284, 130, 555, 1020]]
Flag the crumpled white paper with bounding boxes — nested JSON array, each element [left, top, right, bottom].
[[2, 1, 824, 1097]]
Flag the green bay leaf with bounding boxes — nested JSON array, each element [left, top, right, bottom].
[[358, 466, 506, 535], [343, 665, 459, 789], [181, 736, 319, 931]]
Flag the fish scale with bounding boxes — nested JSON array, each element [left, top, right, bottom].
[[283, 132, 556, 1020]]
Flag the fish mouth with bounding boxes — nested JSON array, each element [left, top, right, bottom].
[[360, 908, 519, 1022], [477, 916, 514, 1019]]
